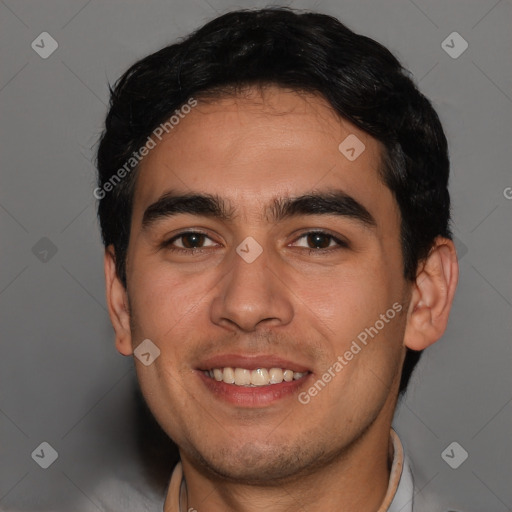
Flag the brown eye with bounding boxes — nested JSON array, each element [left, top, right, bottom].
[[306, 232, 332, 249], [163, 231, 217, 251], [290, 231, 348, 252], [180, 232, 206, 248]]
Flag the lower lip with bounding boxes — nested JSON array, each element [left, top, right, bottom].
[[197, 371, 311, 407]]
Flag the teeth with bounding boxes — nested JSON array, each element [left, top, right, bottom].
[[251, 368, 269, 386], [234, 368, 251, 386], [269, 368, 283, 384], [283, 369, 294, 382], [223, 367, 235, 384], [204, 367, 307, 386]]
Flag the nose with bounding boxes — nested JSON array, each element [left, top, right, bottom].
[[210, 245, 294, 333]]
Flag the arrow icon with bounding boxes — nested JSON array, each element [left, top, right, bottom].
[[444, 449, 455, 458], [32, 441, 58, 468], [441, 32, 468, 59], [236, 236, 263, 263], [134, 339, 161, 365], [441, 441, 468, 469], [338, 134, 365, 161], [32, 237, 58, 262], [31, 32, 58, 59]]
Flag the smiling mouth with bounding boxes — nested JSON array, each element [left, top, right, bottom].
[[203, 367, 310, 387]]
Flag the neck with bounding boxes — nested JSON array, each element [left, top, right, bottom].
[[165, 417, 395, 512]]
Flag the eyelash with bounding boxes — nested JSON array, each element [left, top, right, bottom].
[[161, 230, 348, 255]]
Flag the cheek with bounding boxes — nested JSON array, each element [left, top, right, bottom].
[[294, 263, 395, 342], [293, 262, 406, 397], [127, 255, 212, 337]]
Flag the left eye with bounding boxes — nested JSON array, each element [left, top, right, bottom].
[[292, 232, 346, 250]]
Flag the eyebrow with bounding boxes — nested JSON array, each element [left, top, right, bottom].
[[142, 190, 376, 229]]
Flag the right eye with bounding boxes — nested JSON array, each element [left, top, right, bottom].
[[162, 231, 218, 252]]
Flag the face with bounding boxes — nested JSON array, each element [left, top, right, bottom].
[[117, 86, 412, 482]]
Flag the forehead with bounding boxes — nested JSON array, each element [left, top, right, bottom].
[[132, 85, 395, 224]]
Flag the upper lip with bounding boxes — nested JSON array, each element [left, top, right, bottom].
[[197, 354, 311, 373]]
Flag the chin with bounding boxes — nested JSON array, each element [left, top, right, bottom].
[[190, 439, 325, 485]]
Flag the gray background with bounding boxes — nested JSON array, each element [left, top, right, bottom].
[[1, 0, 511, 510]]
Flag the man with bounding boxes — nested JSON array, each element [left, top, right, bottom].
[[96, 7, 458, 511]]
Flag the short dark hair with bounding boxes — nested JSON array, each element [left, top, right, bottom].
[[96, 7, 451, 394]]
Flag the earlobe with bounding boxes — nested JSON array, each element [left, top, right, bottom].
[[104, 246, 133, 356], [403, 237, 459, 351]]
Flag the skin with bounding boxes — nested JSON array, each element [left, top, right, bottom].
[[104, 85, 458, 512]]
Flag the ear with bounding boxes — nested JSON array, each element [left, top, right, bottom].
[[104, 246, 133, 356], [403, 237, 459, 351]]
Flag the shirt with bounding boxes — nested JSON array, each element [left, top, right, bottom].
[[164, 429, 414, 512]]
